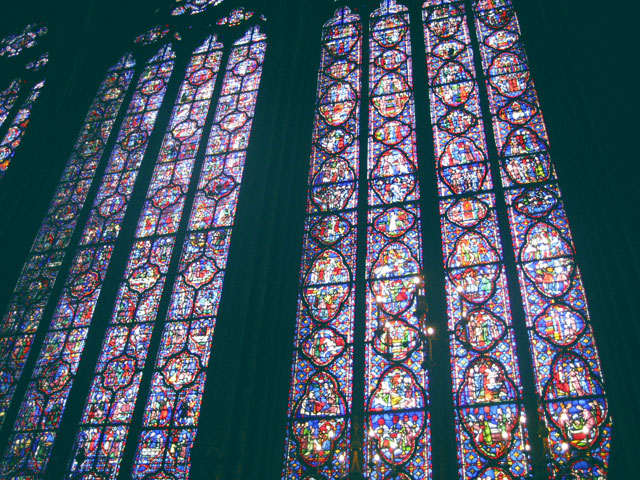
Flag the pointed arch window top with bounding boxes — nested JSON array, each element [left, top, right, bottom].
[[236, 25, 267, 44], [148, 43, 176, 62], [194, 33, 223, 53], [0, 23, 47, 58], [171, 0, 224, 16], [375, 0, 408, 14], [113, 52, 136, 70], [326, 6, 361, 26]]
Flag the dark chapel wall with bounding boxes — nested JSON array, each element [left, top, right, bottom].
[[0, 0, 636, 479]]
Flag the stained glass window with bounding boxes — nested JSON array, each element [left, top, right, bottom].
[[0, 53, 136, 440], [0, 80, 45, 177], [0, 80, 21, 130], [0, 23, 48, 178], [471, 0, 611, 477], [0, 54, 141, 476], [217, 7, 254, 26], [172, 0, 224, 17], [365, 1, 431, 478], [0, 44, 175, 478], [283, 2, 435, 478], [25, 52, 49, 72], [0, 24, 47, 58], [64, 37, 221, 478], [131, 26, 266, 479], [282, 7, 361, 479], [135, 26, 171, 46], [283, 1, 613, 479], [421, 1, 532, 478]]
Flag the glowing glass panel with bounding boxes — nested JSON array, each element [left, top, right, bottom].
[[0, 54, 135, 437], [472, 0, 611, 476], [0, 47, 174, 478], [131, 27, 266, 479], [364, 2, 431, 478], [0, 79, 21, 130], [282, 7, 361, 479], [135, 26, 171, 46], [0, 80, 44, 177], [0, 24, 47, 58], [66, 37, 225, 478], [217, 8, 254, 26], [422, 1, 531, 478], [25, 53, 49, 72], [172, 0, 224, 16]]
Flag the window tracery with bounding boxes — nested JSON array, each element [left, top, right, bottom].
[[471, 0, 611, 476], [0, 23, 48, 178], [364, 1, 431, 478], [421, 1, 531, 478], [282, 7, 361, 479], [0, 24, 47, 58], [0, 4, 268, 479]]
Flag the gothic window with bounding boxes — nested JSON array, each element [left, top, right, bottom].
[[131, 26, 266, 479], [365, 2, 430, 478], [0, 23, 48, 178], [422, 1, 530, 478], [282, 6, 361, 478], [0, 53, 136, 440], [283, 2, 434, 478], [471, 0, 610, 477], [282, 1, 609, 479], [0, 2, 267, 478]]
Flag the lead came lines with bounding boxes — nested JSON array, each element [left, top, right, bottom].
[[282, 7, 361, 479], [422, 1, 531, 478], [65, 37, 222, 478], [364, 1, 432, 479], [0, 47, 174, 478], [471, 0, 611, 477]]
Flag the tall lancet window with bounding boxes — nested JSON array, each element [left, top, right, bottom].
[[0, 23, 48, 178], [283, 2, 433, 479], [471, 0, 611, 477], [130, 26, 266, 480], [0, 53, 136, 438], [283, 1, 610, 480], [365, 1, 430, 478], [282, 6, 361, 479], [422, 1, 530, 478], [0, 2, 267, 479]]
